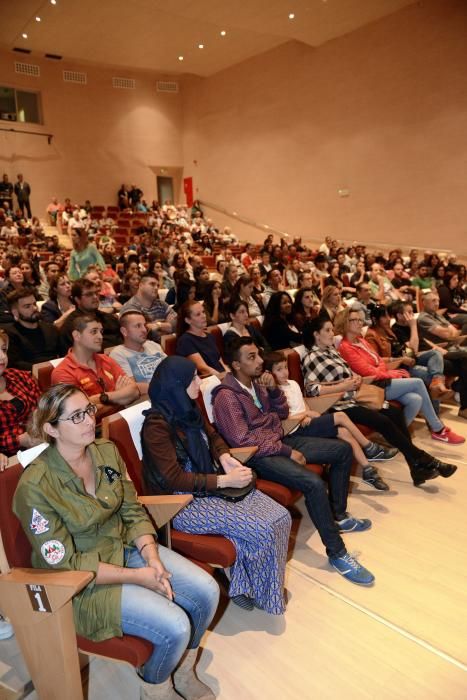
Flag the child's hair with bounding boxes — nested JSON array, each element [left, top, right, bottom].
[[263, 350, 287, 373]]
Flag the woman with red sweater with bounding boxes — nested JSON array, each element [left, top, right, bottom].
[[336, 306, 464, 446]]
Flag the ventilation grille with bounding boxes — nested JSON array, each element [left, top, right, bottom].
[[112, 77, 136, 89], [63, 70, 87, 84], [15, 61, 40, 77], [157, 80, 179, 93]]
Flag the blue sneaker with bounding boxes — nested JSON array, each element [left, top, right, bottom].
[[329, 553, 375, 586], [336, 514, 372, 532]]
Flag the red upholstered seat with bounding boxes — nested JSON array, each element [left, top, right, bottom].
[[0, 464, 153, 669]]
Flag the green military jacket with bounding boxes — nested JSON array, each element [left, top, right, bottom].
[[13, 439, 156, 641]]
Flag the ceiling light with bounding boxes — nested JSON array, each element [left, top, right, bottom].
[[178, 56, 184, 61], [198, 44, 204, 49], [288, 13, 295, 20], [35, 16, 41, 22], [50, 0, 57, 5], [22, 33, 28, 39], [220, 30, 226, 36]]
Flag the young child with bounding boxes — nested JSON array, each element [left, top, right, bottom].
[[263, 351, 396, 491]]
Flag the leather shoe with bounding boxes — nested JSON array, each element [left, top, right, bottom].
[[410, 465, 439, 487], [430, 460, 457, 479]]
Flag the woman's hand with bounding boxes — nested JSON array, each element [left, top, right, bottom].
[[219, 452, 243, 473], [392, 369, 411, 378], [340, 376, 360, 392], [400, 356, 416, 367], [0, 453, 9, 472], [136, 565, 173, 600], [222, 466, 253, 488]]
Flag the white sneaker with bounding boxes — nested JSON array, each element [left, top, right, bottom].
[[0, 615, 14, 640]]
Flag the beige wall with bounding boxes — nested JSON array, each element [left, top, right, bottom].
[[182, 0, 467, 253], [0, 52, 184, 216]]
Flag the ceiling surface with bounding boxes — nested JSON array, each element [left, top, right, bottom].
[[0, 0, 418, 77]]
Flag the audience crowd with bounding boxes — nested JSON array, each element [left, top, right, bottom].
[[0, 183, 465, 697]]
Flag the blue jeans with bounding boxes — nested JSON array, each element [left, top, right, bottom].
[[250, 436, 352, 558], [385, 378, 443, 431], [410, 349, 444, 383], [121, 546, 219, 683]]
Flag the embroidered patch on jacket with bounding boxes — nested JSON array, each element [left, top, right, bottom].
[[41, 540, 65, 565], [30, 509, 49, 535], [103, 466, 121, 484]]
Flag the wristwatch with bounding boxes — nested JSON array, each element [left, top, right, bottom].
[[100, 392, 110, 405]]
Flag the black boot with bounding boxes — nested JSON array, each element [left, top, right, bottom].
[[409, 455, 440, 487], [424, 458, 457, 480]]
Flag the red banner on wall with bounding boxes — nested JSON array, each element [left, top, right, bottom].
[[183, 177, 194, 207]]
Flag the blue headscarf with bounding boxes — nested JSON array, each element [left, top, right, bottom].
[[146, 356, 213, 473]]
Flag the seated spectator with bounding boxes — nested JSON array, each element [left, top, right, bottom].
[[418, 290, 467, 345], [370, 302, 451, 400], [386, 261, 413, 302], [4, 288, 60, 370], [67, 209, 86, 235], [59, 278, 121, 353], [323, 262, 345, 291], [221, 263, 239, 304], [165, 270, 191, 307], [319, 285, 345, 324], [68, 229, 105, 280], [120, 274, 176, 342], [46, 196, 63, 225], [0, 217, 17, 239], [231, 274, 264, 318], [262, 268, 285, 307], [117, 271, 141, 305], [202, 280, 226, 326], [284, 258, 302, 288], [13, 382, 219, 700], [258, 251, 272, 280], [142, 356, 291, 613], [83, 266, 119, 310], [212, 336, 375, 586], [210, 258, 227, 284], [223, 299, 270, 353], [368, 263, 401, 304], [437, 270, 467, 322], [169, 251, 187, 279], [292, 287, 320, 331], [52, 315, 139, 410], [411, 262, 435, 291], [349, 260, 369, 288], [173, 279, 197, 312], [193, 265, 210, 299], [176, 301, 228, 379], [249, 264, 265, 298], [37, 260, 61, 299], [240, 243, 255, 270], [40, 274, 76, 328], [19, 260, 41, 291], [265, 351, 392, 490], [432, 262, 448, 288], [262, 291, 302, 350], [110, 311, 166, 395], [0, 328, 41, 470], [301, 316, 458, 486], [336, 305, 464, 443]]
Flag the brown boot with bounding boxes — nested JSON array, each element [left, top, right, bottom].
[[458, 407, 467, 419], [173, 649, 215, 700], [429, 378, 454, 401], [140, 677, 181, 700]]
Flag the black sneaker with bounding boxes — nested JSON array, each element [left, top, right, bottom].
[[362, 467, 390, 491], [364, 443, 399, 461]]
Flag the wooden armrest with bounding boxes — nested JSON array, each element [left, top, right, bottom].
[[281, 417, 303, 435], [138, 494, 193, 528], [0, 568, 93, 590], [229, 446, 258, 463], [304, 393, 344, 414]]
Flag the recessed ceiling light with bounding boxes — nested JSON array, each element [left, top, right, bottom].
[[35, 16, 41, 22], [288, 13, 295, 20], [178, 56, 184, 61], [22, 33, 28, 39], [198, 44, 204, 49], [220, 30, 226, 36], [50, 0, 57, 5]]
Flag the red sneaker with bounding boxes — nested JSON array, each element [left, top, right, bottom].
[[431, 427, 465, 445]]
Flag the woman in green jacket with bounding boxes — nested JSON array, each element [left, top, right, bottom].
[[13, 383, 219, 700]]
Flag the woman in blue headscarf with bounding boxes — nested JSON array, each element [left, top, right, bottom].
[[142, 356, 291, 614]]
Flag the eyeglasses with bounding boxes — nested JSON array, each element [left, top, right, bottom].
[[58, 403, 98, 425], [349, 317, 364, 324]]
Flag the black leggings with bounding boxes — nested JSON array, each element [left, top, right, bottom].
[[339, 404, 426, 466]]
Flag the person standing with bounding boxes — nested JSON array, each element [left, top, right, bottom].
[[14, 174, 32, 219]]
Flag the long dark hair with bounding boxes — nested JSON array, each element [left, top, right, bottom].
[[302, 316, 331, 349], [262, 292, 293, 337]]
